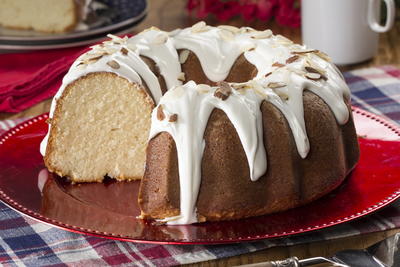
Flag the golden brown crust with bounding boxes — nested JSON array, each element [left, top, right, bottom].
[[139, 50, 360, 222], [139, 132, 180, 219], [140, 94, 360, 221]]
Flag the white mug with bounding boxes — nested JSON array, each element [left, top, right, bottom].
[[301, 0, 396, 65]]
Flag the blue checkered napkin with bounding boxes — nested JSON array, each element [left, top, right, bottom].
[[347, 65, 400, 124]]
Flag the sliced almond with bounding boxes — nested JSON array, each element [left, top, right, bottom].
[[107, 60, 120, 69], [253, 84, 268, 98], [104, 47, 118, 55], [89, 44, 103, 53], [314, 50, 331, 62], [275, 35, 293, 45], [169, 114, 178, 122], [240, 26, 256, 34], [217, 25, 240, 33], [76, 62, 86, 69], [232, 83, 249, 92], [292, 49, 318, 55], [152, 33, 168, 45], [276, 91, 289, 101], [90, 44, 102, 49], [264, 72, 272, 77], [305, 66, 320, 73], [305, 59, 326, 73], [242, 43, 257, 52], [120, 47, 129, 55], [148, 26, 161, 31], [250, 29, 272, 39], [197, 84, 211, 94], [179, 50, 190, 64], [191, 21, 208, 33], [218, 29, 235, 41], [87, 55, 103, 63], [305, 66, 328, 80], [305, 72, 322, 80], [102, 40, 113, 47], [268, 82, 286, 89], [142, 26, 161, 34], [80, 53, 102, 62], [286, 55, 299, 64], [177, 72, 186, 82], [80, 52, 98, 60], [127, 43, 137, 51], [272, 62, 285, 68], [107, 34, 124, 44], [214, 81, 232, 100], [157, 105, 165, 121]]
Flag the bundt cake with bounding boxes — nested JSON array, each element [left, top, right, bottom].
[[0, 0, 91, 33], [40, 22, 360, 224]]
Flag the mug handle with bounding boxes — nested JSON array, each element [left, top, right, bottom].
[[368, 0, 395, 33]]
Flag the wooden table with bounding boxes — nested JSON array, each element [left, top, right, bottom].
[[1, 1, 400, 266]]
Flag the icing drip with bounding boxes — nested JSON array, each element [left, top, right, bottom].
[[129, 30, 182, 90], [173, 27, 245, 82], [149, 81, 267, 224], [40, 23, 352, 225]]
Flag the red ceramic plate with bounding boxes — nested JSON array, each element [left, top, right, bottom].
[[0, 107, 400, 245]]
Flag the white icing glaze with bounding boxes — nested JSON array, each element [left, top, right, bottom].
[[41, 23, 351, 225], [173, 27, 244, 82]]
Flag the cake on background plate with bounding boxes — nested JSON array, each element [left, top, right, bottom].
[[0, 0, 91, 33], [40, 22, 360, 224]]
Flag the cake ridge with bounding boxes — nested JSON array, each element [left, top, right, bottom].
[[149, 68, 350, 224], [149, 81, 268, 224]]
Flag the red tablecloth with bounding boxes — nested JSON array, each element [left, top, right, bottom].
[[0, 46, 87, 113]]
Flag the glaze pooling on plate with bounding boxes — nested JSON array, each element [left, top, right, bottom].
[[40, 22, 351, 225]]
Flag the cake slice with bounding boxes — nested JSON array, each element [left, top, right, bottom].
[[41, 31, 180, 182], [42, 72, 154, 182], [0, 0, 90, 33]]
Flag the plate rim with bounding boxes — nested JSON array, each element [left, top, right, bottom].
[[0, 107, 400, 245], [0, 17, 146, 51], [0, 0, 148, 42]]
